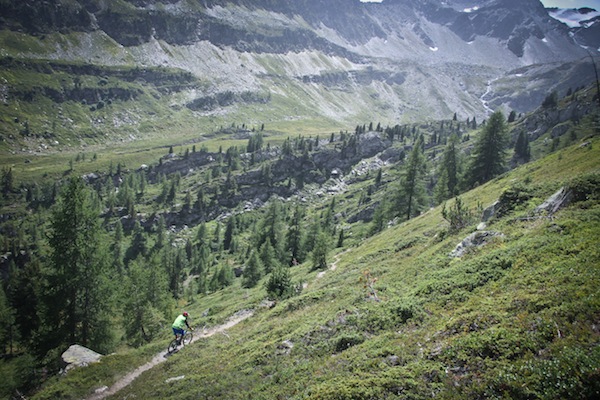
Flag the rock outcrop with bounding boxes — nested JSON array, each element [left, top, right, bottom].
[[534, 187, 573, 215], [450, 231, 505, 258], [61, 344, 103, 372]]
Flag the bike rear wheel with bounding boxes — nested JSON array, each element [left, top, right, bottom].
[[167, 339, 179, 354], [182, 331, 193, 345]]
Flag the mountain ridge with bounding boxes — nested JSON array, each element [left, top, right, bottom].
[[0, 0, 597, 147]]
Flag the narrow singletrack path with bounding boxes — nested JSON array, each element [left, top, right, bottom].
[[312, 249, 349, 282], [86, 310, 253, 400]]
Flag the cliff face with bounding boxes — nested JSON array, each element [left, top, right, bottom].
[[0, 0, 597, 147], [0, 0, 586, 59]]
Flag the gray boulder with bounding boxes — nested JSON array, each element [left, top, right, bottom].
[[61, 344, 103, 371], [534, 187, 572, 215], [450, 231, 505, 258], [481, 201, 500, 222]]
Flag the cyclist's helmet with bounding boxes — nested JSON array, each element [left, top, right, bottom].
[[183, 311, 189, 317]]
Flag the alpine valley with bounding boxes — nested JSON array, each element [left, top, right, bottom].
[[0, 1, 599, 400], [0, 0, 598, 150]]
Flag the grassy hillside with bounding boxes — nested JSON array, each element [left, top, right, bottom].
[[31, 132, 600, 399]]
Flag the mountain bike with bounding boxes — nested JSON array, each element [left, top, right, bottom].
[[167, 330, 193, 354]]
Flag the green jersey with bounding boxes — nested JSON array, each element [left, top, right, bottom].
[[172, 314, 188, 330]]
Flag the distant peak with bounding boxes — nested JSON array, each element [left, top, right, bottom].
[[548, 7, 600, 28]]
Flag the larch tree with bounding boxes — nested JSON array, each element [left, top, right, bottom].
[[256, 200, 285, 261], [242, 251, 263, 288], [285, 204, 306, 265], [394, 135, 427, 221], [259, 238, 279, 274], [435, 133, 461, 203], [466, 110, 509, 187], [223, 215, 237, 252], [311, 230, 330, 271], [0, 283, 15, 354], [513, 130, 531, 165], [38, 177, 113, 356], [122, 257, 170, 346]]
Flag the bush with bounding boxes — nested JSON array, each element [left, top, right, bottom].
[[442, 197, 473, 233], [542, 90, 558, 108], [488, 345, 600, 399], [496, 183, 534, 217], [333, 333, 364, 353], [0, 354, 38, 398], [265, 266, 300, 300], [567, 173, 600, 203], [346, 300, 424, 334]]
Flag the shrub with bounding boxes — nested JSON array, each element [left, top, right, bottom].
[[265, 265, 301, 300], [442, 197, 473, 233], [567, 173, 600, 203], [496, 183, 534, 217], [541, 90, 558, 108], [488, 345, 600, 399], [333, 333, 364, 353]]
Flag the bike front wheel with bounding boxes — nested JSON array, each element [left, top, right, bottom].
[[182, 331, 193, 345]]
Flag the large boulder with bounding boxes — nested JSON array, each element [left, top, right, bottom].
[[481, 201, 500, 222], [534, 187, 572, 215], [61, 344, 103, 371]]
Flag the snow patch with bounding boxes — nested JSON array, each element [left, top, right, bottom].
[[463, 6, 479, 13], [429, 46, 439, 52], [548, 8, 600, 28]]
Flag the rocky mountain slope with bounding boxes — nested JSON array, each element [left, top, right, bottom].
[[0, 0, 598, 151]]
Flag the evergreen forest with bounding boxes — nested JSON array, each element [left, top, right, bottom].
[[1, 84, 599, 399]]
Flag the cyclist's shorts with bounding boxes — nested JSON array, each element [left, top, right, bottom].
[[173, 327, 185, 336]]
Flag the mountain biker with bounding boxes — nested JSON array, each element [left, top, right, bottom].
[[172, 311, 193, 344]]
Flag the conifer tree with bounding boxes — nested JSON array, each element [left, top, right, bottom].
[[212, 222, 222, 252], [305, 218, 321, 254], [111, 220, 125, 274], [311, 231, 329, 270], [260, 238, 279, 274], [337, 229, 345, 248], [243, 251, 263, 288], [394, 136, 427, 220], [513, 130, 531, 165], [375, 168, 383, 187], [223, 216, 237, 252], [38, 177, 113, 355], [542, 90, 558, 108], [265, 264, 295, 300], [210, 265, 234, 291], [466, 110, 509, 187], [435, 134, 461, 203], [122, 257, 170, 346], [0, 283, 15, 354], [194, 243, 210, 294], [125, 220, 148, 265], [7, 259, 40, 348], [256, 200, 285, 261], [194, 187, 206, 214], [369, 198, 388, 236], [1, 167, 14, 195], [196, 222, 208, 246], [321, 198, 336, 235], [285, 204, 306, 265]]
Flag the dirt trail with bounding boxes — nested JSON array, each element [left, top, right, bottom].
[[86, 309, 253, 400], [312, 249, 349, 283]]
